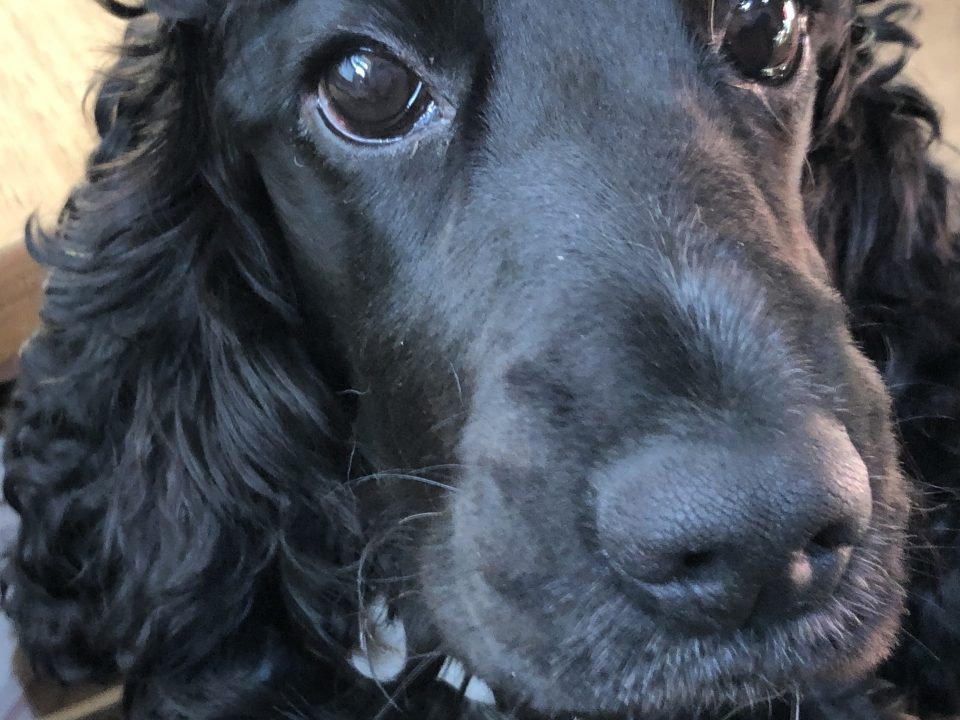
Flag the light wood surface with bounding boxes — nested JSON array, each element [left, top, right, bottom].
[[912, 1, 960, 175], [1, 4, 123, 247], [0, 243, 44, 371], [0, 3, 121, 364]]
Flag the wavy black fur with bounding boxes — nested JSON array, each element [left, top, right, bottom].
[[2, 0, 958, 718], [805, 2, 960, 716]]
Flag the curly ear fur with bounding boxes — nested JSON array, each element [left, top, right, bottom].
[[805, 2, 960, 716], [2, 3, 362, 713]]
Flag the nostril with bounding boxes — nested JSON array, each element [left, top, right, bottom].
[[592, 415, 871, 631], [680, 549, 716, 574], [617, 548, 721, 586], [807, 521, 858, 556]]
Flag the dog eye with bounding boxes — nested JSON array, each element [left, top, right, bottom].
[[317, 48, 437, 144], [719, 0, 804, 84]]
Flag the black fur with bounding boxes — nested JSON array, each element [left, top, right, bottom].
[[3, 0, 958, 718]]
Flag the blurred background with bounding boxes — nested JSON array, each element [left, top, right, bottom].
[[1, 4, 124, 245]]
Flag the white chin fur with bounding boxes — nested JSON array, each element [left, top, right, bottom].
[[348, 596, 496, 707], [349, 596, 408, 683]]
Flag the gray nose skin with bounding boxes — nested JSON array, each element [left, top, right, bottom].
[[593, 414, 872, 634]]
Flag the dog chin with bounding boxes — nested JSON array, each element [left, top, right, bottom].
[[494, 646, 875, 720], [421, 591, 902, 720], [410, 513, 905, 718]]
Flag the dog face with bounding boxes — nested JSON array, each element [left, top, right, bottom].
[[216, 0, 908, 714], [14, 0, 953, 718]]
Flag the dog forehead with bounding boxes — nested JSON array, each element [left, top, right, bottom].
[[483, 0, 697, 108], [488, 0, 689, 47], [224, 0, 692, 58]]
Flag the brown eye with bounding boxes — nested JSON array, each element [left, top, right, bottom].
[[719, 0, 805, 84], [317, 48, 436, 144]]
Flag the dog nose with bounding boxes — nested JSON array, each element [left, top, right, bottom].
[[593, 414, 872, 634]]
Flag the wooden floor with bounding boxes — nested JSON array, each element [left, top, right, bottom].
[[0, 4, 123, 246]]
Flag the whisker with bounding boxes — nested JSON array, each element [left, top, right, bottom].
[[373, 652, 444, 720], [352, 471, 460, 493], [449, 361, 465, 409]]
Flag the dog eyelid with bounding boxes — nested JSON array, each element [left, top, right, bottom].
[[315, 46, 441, 145]]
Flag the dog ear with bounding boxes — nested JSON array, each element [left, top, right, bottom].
[[806, 3, 960, 714], [2, 3, 359, 703], [806, 4, 956, 304]]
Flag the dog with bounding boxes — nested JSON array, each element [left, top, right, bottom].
[[2, 0, 959, 718]]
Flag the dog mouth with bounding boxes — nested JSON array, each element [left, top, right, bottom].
[[347, 596, 499, 706], [351, 441, 907, 718], [422, 525, 905, 718], [349, 536, 904, 718], [345, 613, 867, 720]]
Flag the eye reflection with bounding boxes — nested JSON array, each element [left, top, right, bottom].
[[316, 47, 438, 144], [719, 0, 805, 84]]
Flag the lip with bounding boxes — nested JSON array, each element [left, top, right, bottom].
[[436, 543, 902, 718]]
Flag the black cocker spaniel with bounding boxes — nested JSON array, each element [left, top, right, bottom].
[[3, 0, 959, 718]]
